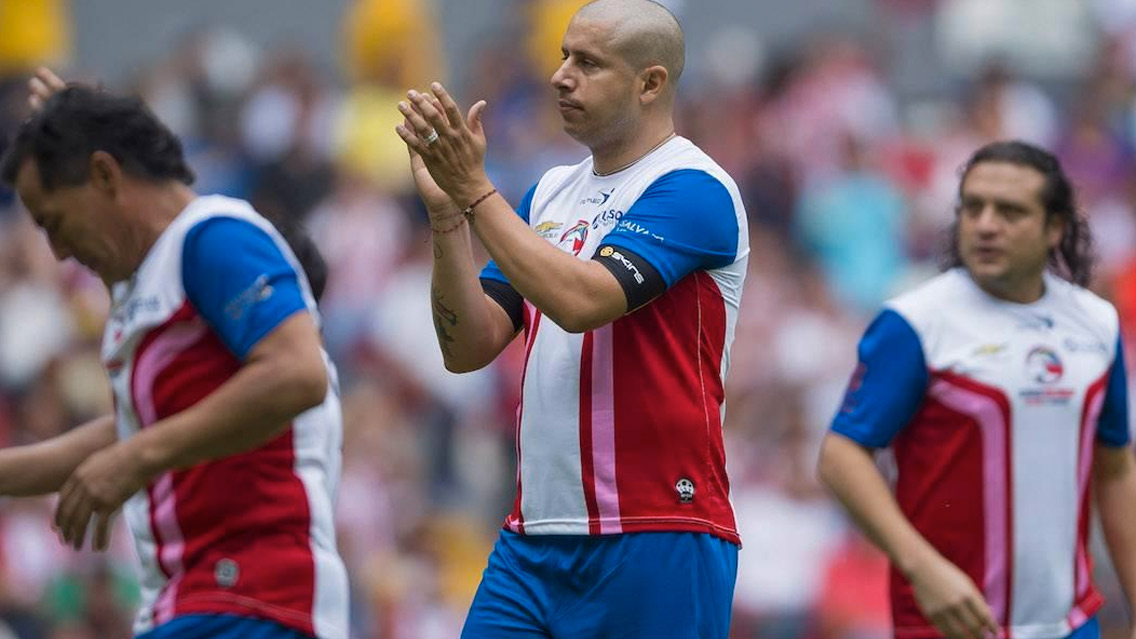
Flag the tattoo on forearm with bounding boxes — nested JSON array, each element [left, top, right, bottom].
[[433, 241, 443, 260], [431, 287, 459, 358]]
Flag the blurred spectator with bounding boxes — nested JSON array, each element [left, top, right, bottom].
[[336, 0, 445, 193], [796, 133, 908, 313], [814, 533, 891, 639], [243, 48, 339, 224], [1055, 96, 1133, 212], [973, 60, 1059, 147], [770, 36, 900, 182], [306, 171, 412, 368], [936, 0, 1096, 78]]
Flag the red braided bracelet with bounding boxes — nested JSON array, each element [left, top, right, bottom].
[[432, 214, 467, 235], [461, 188, 498, 222]]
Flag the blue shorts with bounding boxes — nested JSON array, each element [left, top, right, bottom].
[[461, 530, 738, 639], [1067, 617, 1099, 639], [135, 614, 314, 639]]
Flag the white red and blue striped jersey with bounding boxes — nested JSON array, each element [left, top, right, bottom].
[[833, 268, 1130, 639], [480, 136, 750, 543], [101, 195, 348, 639]]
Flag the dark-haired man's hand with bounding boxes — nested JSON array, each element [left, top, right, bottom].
[[909, 553, 999, 639], [28, 67, 66, 112], [53, 440, 148, 552]]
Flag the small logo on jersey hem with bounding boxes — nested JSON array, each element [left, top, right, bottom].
[[215, 558, 239, 587], [675, 478, 695, 504]]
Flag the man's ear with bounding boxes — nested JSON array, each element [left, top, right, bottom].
[[1046, 212, 1067, 251], [639, 65, 669, 105], [88, 150, 123, 197]]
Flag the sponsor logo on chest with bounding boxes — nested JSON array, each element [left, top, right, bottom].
[[1019, 345, 1075, 405], [546, 189, 628, 255]]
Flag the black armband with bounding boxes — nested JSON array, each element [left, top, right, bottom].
[[480, 278, 524, 332], [593, 244, 667, 311]]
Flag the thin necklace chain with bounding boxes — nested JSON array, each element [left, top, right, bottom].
[[592, 132, 677, 177]]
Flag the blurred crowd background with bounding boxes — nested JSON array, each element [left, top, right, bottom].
[[2, 0, 1136, 637]]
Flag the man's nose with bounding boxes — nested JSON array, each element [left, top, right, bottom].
[[973, 206, 1000, 233], [551, 62, 572, 89]]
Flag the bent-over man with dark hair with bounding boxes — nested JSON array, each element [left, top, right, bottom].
[[818, 141, 1136, 639], [0, 71, 348, 639]]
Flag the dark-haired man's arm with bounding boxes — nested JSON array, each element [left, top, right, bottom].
[[0, 415, 116, 496]]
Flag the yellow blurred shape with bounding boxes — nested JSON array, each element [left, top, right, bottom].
[[526, 0, 590, 78], [333, 85, 414, 192], [342, 0, 445, 87], [0, 0, 72, 73]]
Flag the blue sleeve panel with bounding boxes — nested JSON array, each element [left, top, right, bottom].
[[182, 217, 307, 360], [599, 169, 739, 287], [1097, 334, 1131, 447], [480, 183, 537, 285], [831, 309, 929, 448]]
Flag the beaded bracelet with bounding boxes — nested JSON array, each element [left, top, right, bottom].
[[429, 209, 462, 224], [460, 188, 498, 222], [432, 214, 467, 235]]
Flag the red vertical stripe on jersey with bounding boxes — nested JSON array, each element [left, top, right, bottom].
[[694, 273, 731, 526], [891, 372, 1012, 637], [578, 331, 602, 534], [926, 372, 1013, 628], [1074, 374, 1107, 603]]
